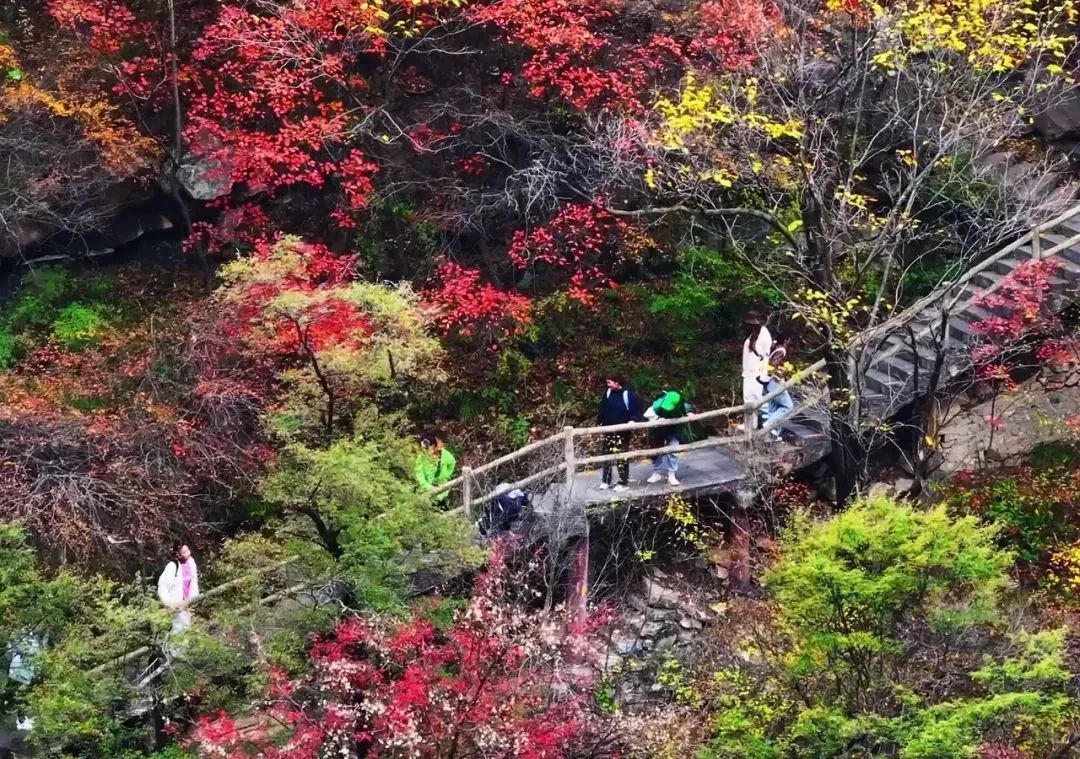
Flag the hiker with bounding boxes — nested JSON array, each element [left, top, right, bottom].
[[761, 333, 794, 439], [157, 542, 199, 636], [643, 388, 691, 486], [479, 483, 529, 535], [596, 372, 643, 492], [415, 429, 457, 503], [741, 313, 773, 430]]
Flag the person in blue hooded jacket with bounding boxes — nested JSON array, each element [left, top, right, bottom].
[[596, 372, 643, 491]]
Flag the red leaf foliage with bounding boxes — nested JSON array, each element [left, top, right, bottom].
[[469, 0, 780, 110], [182, 0, 406, 222], [220, 240, 371, 357], [425, 259, 533, 345], [189, 548, 616, 759], [969, 259, 1064, 389], [508, 202, 651, 305]]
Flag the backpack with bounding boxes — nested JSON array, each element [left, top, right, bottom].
[[480, 490, 529, 535]]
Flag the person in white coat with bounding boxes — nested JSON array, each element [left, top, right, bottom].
[[741, 314, 773, 430], [158, 543, 199, 636]]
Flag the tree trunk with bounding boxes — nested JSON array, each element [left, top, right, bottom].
[[825, 350, 863, 506], [729, 489, 753, 590]]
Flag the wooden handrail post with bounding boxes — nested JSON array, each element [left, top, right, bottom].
[[563, 426, 576, 499], [461, 466, 473, 520], [1032, 225, 1042, 261]]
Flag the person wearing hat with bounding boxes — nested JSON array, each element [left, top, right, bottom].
[[643, 388, 691, 486]]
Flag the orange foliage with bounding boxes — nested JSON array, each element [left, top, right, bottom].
[[0, 42, 158, 176]]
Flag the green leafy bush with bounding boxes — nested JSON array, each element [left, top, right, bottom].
[[945, 465, 1080, 566], [767, 498, 1010, 688], [260, 410, 481, 611], [0, 324, 16, 368], [648, 246, 783, 342], [51, 302, 109, 350], [9, 266, 72, 331]]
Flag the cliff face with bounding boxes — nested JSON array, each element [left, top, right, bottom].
[[0, 150, 235, 263]]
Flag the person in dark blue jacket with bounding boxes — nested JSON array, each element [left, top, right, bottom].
[[596, 372, 643, 491]]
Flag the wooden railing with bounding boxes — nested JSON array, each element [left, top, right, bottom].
[[432, 358, 829, 518], [93, 362, 825, 685]]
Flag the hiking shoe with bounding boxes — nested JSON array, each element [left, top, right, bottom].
[[614, 483, 629, 493], [599, 482, 610, 490], [667, 473, 680, 486], [646, 473, 663, 484]]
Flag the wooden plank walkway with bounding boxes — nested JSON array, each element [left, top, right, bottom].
[[578, 437, 829, 508], [538, 421, 831, 512]]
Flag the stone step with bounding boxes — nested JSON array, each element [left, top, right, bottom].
[[1052, 215, 1080, 237], [1051, 255, 1080, 279], [990, 256, 1021, 276], [1039, 231, 1080, 267], [790, 405, 829, 431], [880, 354, 916, 378], [971, 269, 1006, 289], [975, 264, 1074, 289], [962, 303, 998, 323], [948, 315, 980, 342], [865, 366, 909, 395]]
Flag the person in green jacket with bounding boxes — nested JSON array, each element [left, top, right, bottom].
[[415, 429, 456, 503], [643, 388, 691, 487]]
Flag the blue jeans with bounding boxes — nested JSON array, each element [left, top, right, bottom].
[[652, 436, 680, 473], [761, 379, 793, 429]]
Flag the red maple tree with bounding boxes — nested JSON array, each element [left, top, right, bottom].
[[969, 259, 1065, 390]]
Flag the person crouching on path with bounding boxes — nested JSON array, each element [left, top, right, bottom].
[[643, 388, 691, 487], [415, 429, 457, 504], [158, 542, 199, 636], [761, 333, 795, 439], [596, 372, 643, 492], [741, 313, 773, 430]]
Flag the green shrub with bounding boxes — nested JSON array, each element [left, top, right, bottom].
[[648, 246, 783, 343], [946, 466, 1080, 566], [11, 293, 58, 332], [22, 265, 72, 303], [0, 325, 16, 369], [1028, 441, 1080, 471], [10, 266, 72, 331], [767, 498, 1011, 679], [80, 274, 113, 301], [51, 303, 109, 350]]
